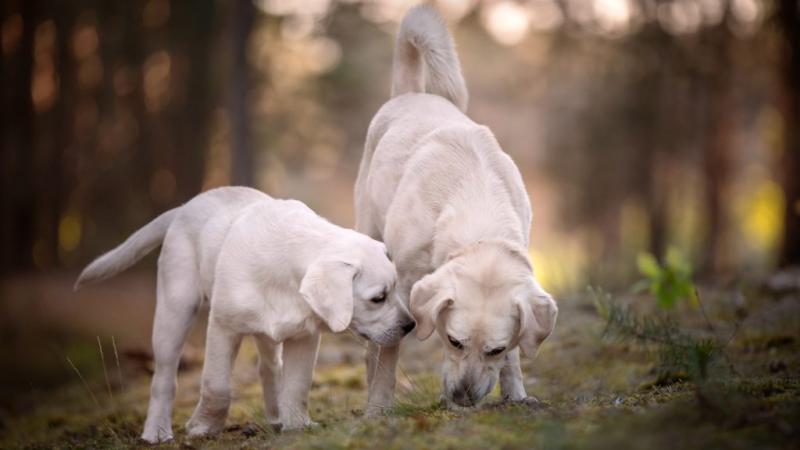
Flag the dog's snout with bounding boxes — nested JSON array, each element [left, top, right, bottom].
[[401, 321, 416, 335], [451, 385, 475, 407]]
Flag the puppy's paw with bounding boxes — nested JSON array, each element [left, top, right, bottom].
[[140, 430, 173, 445], [140, 418, 173, 444]]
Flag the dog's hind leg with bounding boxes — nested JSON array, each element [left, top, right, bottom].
[[254, 334, 282, 428], [141, 238, 202, 444]]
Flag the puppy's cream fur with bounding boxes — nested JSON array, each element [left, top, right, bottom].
[[354, 5, 557, 412], [76, 187, 413, 442]]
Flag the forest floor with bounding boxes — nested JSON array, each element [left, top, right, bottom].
[[0, 271, 798, 449]]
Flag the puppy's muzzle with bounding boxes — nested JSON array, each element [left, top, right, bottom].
[[401, 320, 416, 336]]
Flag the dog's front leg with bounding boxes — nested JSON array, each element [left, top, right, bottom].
[[499, 347, 535, 403], [186, 321, 242, 438], [278, 331, 320, 430], [365, 342, 400, 416]]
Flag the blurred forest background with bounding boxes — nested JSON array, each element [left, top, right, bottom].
[[1, 0, 798, 290]]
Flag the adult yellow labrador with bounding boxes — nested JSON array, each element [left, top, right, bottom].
[[354, 5, 558, 412]]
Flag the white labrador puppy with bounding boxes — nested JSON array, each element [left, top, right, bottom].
[[75, 186, 415, 443], [354, 6, 557, 412]]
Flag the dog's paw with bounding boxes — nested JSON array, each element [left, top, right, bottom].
[[365, 403, 393, 418], [185, 417, 223, 439], [280, 418, 318, 432], [504, 395, 543, 410]]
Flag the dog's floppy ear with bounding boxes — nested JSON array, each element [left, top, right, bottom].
[[515, 279, 558, 357], [299, 258, 358, 333], [410, 267, 453, 340]]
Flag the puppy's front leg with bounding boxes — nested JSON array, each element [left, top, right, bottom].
[[278, 331, 320, 430], [186, 321, 242, 438], [499, 348, 531, 402], [365, 342, 400, 416], [254, 335, 282, 428]]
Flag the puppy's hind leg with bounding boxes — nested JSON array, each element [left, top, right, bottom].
[[254, 334, 282, 429], [141, 242, 202, 444], [186, 318, 242, 437]]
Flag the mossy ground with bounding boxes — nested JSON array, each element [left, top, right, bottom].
[[0, 273, 798, 449]]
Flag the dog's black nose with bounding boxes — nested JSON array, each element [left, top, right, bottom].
[[451, 387, 474, 407], [401, 321, 416, 335]]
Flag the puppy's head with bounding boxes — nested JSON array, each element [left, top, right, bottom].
[[410, 241, 557, 407], [299, 235, 414, 346]]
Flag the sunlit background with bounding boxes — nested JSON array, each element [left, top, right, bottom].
[[1, 0, 798, 417]]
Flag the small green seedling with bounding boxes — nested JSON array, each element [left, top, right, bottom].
[[633, 247, 698, 309]]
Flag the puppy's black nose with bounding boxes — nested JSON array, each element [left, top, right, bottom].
[[401, 321, 416, 335]]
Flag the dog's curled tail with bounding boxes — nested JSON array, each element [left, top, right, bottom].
[[391, 5, 468, 112], [74, 208, 179, 290]]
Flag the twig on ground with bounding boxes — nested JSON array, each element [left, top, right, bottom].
[[66, 356, 99, 407], [97, 336, 113, 401], [111, 335, 124, 390]]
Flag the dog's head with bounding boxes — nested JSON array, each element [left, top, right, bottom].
[[299, 235, 415, 346], [409, 241, 557, 407]]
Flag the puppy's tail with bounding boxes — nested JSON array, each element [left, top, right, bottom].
[[74, 208, 179, 290], [391, 5, 468, 112]]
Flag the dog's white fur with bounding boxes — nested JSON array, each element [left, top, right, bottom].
[[354, 5, 558, 411], [75, 187, 414, 443]]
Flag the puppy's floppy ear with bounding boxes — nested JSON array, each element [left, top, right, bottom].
[[410, 267, 453, 340], [515, 279, 558, 357], [299, 258, 358, 333]]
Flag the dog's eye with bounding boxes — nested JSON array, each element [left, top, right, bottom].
[[486, 347, 506, 357], [448, 335, 464, 350], [370, 292, 387, 304]]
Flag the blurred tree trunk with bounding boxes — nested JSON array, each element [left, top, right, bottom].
[[779, 0, 800, 267], [50, 3, 75, 267], [229, 0, 254, 187], [703, 80, 731, 273], [172, 0, 215, 199], [0, 8, 11, 273], [2, 0, 38, 272], [701, 11, 733, 275], [640, 25, 670, 261], [121, 0, 153, 218]]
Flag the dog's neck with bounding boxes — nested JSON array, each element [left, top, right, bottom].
[[430, 193, 526, 268]]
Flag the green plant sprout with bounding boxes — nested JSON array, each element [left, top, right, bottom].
[[590, 287, 719, 385], [633, 247, 698, 309]]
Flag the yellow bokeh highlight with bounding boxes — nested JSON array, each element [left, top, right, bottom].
[[736, 179, 784, 251], [58, 214, 82, 252], [530, 241, 587, 295]]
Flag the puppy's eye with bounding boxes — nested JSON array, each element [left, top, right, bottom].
[[370, 292, 387, 304], [486, 347, 506, 357], [447, 335, 464, 350]]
